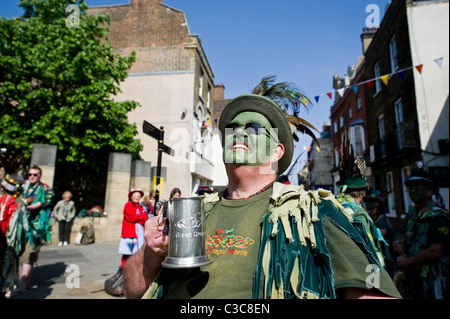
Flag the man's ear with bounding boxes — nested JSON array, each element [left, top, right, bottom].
[[270, 144, 285, 171]]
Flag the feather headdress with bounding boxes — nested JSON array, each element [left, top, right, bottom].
[[337, 130, 369, 192], [0, 151, 25, 197], [0, 151, 24, 175], [251, 75, 320, 146]]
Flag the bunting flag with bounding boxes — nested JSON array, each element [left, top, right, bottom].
[[352, 85, 358, 93], [380, 74, 389, 86], [434, 57, 443, 68], [415, 64, 423, 74], [397, 70, 406, 80], [326, 92, 332, 99], [314, 96, 320, 103]]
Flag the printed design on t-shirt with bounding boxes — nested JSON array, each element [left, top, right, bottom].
[[206, 229, 255, 257], [437, 226, 449, 235]]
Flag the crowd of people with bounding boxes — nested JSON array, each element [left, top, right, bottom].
[[0, 164, 55, 298]]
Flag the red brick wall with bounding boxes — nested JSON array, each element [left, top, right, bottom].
[[88, 0, 194, 73]]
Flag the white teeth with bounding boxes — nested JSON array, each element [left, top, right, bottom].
[[233, 143, 248, 150]]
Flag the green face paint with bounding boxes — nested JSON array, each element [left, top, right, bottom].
[[407, 184, 428, 203], [222, 112, 279, 166]]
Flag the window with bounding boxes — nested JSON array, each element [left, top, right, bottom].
[[394, 99, 403, 124], [357, 94, 362, 110], [374, 62, 381, 94], [395, 99, 405, 148], [206, 86, 211, 110], [386, 171, 397, 217], [339, 115, 344, 128], [198, 70, 204, 97], [348, 106, 353, 119], [402, 166, 414, 215], [378, 114, 386, 157], [390, 36, 399, 72], [349, 125, 365, 156], [333, 121, 338, 133], [378, 114, 385, 139]]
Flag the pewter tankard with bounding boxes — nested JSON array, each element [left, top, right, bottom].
[[161, 196, 213, 269]]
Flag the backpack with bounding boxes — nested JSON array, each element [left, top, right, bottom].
[[75, 223, 95, 245]]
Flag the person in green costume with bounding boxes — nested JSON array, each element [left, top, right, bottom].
[[335, 131, 388, 270], [393, 168, 449, 299], [122, 76, 401, 299]]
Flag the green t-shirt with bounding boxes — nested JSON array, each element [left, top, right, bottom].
[[157, 189, 401, 299], [162, 190, 271, 299]]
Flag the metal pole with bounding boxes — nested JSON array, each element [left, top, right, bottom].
[[155, 126, 164, 203]]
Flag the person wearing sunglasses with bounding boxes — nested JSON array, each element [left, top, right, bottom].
[[15, 165, 47, 294], [123, 77, 401, 300]]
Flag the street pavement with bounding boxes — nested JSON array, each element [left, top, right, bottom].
[[8, 241, 125, 299]]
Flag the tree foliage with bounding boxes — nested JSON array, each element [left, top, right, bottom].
[[0, 0, 143, 172]]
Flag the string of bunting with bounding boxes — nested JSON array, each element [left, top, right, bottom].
[[313, 55, 446, 103], [207, 55, 446, 158]]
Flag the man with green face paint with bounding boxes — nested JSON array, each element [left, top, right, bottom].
[[122, 77, 401, 300], [393, 168, 449, 299], [222, 111, 279, 169]]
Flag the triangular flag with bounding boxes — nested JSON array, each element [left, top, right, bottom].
[[415, 64, 423, 74], [434, 57, 443, 68], [380, 74, 389, 86], [336, 88, 345, 98], [365, 80, 374, 89], [326, 92, 332, 99], [352, 85, 358, 93], [314, 96, 320, 103], [397, 70, 406, 80]]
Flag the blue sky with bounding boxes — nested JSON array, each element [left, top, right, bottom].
[[1, 0, 391, 173]]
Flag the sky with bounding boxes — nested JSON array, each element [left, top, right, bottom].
[[1, 0, 392, 175]]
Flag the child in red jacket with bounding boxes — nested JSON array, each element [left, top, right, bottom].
[[118, 188, 148, 269]]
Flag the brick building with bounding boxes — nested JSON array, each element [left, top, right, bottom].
[[365, 0, 449, 221], [88, 0, 220, 198], [330, 53, 370, 192]]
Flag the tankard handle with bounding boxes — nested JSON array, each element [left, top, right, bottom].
[[162, 200, 169, 235]]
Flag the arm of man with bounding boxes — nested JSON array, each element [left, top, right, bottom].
[[396, 243, 444, 268], [27, 201, 42, 211], [397, 214, 448, 268], [123, 216, 169, 299]]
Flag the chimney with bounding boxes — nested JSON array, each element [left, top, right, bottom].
[[214, 83, 225, 100], [361, 27, 378, 53]]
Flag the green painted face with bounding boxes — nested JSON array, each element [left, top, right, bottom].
[[223, 111, 279, 166], [407, 184, 428, 203]]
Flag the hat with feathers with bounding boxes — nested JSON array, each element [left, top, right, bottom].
[[219, 75, 319, 174], [0, 151, 25, 197], [336, 130, 370, 192]]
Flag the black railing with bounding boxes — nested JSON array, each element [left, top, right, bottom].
[[373, 122, 419, 161]]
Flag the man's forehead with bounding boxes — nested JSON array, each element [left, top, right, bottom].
[[231, 111, 272, 126]]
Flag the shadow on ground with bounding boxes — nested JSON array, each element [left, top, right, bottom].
[[9, 262, 67, 299]]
